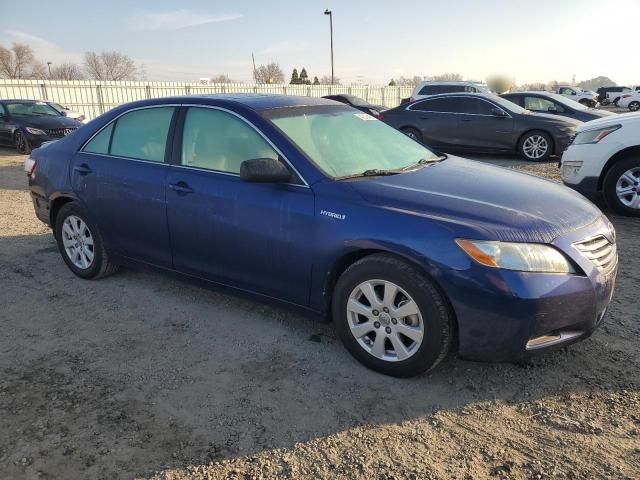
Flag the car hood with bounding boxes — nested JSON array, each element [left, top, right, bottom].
[[576, 110, 640, 132], [349, 156, 601, 244], [18, 116, 82, 129], [525, 111, 582, 126], [584, 108, 615, 118]]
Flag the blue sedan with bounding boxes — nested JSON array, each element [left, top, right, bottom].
[[26, 95, 618, 377]]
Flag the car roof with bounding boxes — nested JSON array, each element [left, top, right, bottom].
[[412, 92, 495, 100], [189, 94, 337, 110], [0, 99, 48, 103]]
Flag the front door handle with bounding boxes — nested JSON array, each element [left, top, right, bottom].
[[168, 181, 194, 194], [73, 164, 92, 175]]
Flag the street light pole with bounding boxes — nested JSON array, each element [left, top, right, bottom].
[[47, 62, 52, 77], [324, 9, 334, 85]]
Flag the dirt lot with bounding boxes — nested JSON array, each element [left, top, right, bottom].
[[0, 147, 638, 480]]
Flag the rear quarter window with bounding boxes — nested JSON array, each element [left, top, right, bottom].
[[83, 124, 113, 154]]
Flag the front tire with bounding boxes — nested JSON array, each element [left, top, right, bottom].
[[628, 101, 640, 112], [332, 253, 454, 377], [519, 130, 553, 162], [14, 130, 31, 155], [602, 156, 640, 217], [54, 202, 119, 279]]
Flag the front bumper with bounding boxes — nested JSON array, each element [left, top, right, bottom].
[[440, 216, 617, 362], [25, 133, 59, 148]]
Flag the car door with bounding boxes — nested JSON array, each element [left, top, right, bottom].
[[453, 97, 515, 151], [166, 106, 315, 305], [0, 104, 12, 145], [404, 97, 463, 150], [71, 105, 176, 267]]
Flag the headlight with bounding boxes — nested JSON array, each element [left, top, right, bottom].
[[456, 239, 575, 273], [562, 160, 583, 177], [573, 125, 621, 145], [25, 127, 47, 135]]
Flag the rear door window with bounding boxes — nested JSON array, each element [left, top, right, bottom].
[[411, 97, 467, 113]]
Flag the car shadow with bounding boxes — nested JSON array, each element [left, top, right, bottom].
[[0, 224, 637, 479]]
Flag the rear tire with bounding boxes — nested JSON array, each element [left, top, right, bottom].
[[54, 202, 119, 279], [14, 130, 31, 155], [401, 127, 423, 144], [602, 156, 640, 217], [629, 101, 640, 112], [518, 130, 553, 162], [332, 253, 454, 377]]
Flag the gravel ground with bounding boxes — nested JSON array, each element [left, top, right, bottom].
[[0, 147, 638, 480]]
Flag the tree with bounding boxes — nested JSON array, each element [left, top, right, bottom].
[[486, 75, 513, 94], [312, 76, 320, 85], [547, 80, 560, 92], [49, 62, 85, 80], [211, 74, 234, 83], [300, 67, 310, 85], [289, 68, 300, 84], [428, 73, 463, 82], [84, 51, 137, 80], [518, 82, 547, 91], [577, 76, 617, 91], [388, 79, 397, 86], [0, 43, 38, 79], [319, 75, 340, 85], [253, 62, 284, 84], [394, 76, 423, 86]]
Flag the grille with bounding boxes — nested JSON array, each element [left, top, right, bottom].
[[46, 127, 77, 138], [564, 134, 576, 150], [573, 235, 617, 274]]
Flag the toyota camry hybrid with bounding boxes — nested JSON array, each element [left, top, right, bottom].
[[26, 95, 618, 377]]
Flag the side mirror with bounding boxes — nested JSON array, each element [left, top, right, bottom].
[[547, 106, 558, 113], [60, 111, 68, 116], [491, 108, 507, 117], [240, 158, 292, 183]]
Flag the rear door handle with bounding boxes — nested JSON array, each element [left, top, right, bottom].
[[168, 181, 194, 194], [73, 164, 92, 175]]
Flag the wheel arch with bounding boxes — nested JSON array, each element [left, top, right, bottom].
[[598, 145, 640, 190], [49, 194, 78, 228]]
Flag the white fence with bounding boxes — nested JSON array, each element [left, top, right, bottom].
[[0, 80, 414, 121]]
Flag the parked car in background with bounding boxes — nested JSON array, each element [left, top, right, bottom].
[[380, 93, 580, 161], [0, 99, 83, 154], [562, 112, 640, 216], [410, 81, 490, 102], [596, 86, 634, 105], [26, 94, 617, 377], [501, 91, 615, 122], [322, 94, 387, 117], [47, 102, 86, 123], [617, 92, 640, 112], [556, 86, 598, 107]]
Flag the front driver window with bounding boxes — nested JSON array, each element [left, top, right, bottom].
[[181, 107, 279, 174]]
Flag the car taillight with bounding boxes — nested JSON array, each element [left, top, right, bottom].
[[24, 156, 36, 176]]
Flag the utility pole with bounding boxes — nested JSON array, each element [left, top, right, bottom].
[[47, 62, 52, 77], [251, 53, 257, 82], [324, 9, 334, 84]]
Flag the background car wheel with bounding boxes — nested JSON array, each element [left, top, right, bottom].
[[401, 127, 423, 143], [519, 130, 552, 162], [14, 130, 31, 155], [629, 101, 640, 112], [54, 202, 119, 279], [332, 253, 454, 377], [602, 156, 640, 217]]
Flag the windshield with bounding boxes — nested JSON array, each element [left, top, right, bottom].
[[488, 94, 527, 114], [264, 106, 441, 178], [545, 93, 588, 110], [5, 102, 60, 117], [48, 102, 66, 112]]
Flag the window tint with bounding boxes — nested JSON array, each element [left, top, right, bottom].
[[503, 95, 523, 107], [461, 98, 495, 115], [411, 97, 468, 113], [181, 107, 278, 174], [418, 85, 436, 95], [110, 107, 174, 162], [83, 123, 114, 154], [559, 87, 574, 95], [524, 96, 564, 113]]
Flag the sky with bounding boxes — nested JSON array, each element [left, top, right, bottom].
[[0, 0, 639, 85]]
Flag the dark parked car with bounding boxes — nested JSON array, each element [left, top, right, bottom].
[[501, 92, 615, 122], [0, 99, 82, 154], [27, 95, 616, 377], [380, 93, 581, 161], [322, 94, 387, 117], [596, 86, 634, 105]]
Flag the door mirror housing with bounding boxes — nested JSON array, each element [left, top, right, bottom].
[[491, 108, 508, 117], [547, 106, 558, 113], [240, 158, 292, 183]]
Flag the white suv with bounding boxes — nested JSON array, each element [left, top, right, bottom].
[[562, 112, 640, 216], [411, 81, 490, 101]]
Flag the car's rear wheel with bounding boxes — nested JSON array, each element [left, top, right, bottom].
[[332, 253, 454, 377], [603, 156, 640, 217], [519, 130, 552, 162], [14, 130, 31, 155], [54, 202, 119, 279], [629, 101, 640, 112], [401, 127, 423, 143]]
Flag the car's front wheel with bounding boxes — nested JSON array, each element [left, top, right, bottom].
[[603, 156, 640, 217], [519, 130, 553, 162], [54, 202, 119, 279], [332, 253, 454, 377], [628, 101, 640, 112], [14, 130, 31, 155]]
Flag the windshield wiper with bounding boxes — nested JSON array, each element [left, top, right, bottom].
[[336, 169, 402, 180], [400, 155, 447, 171]]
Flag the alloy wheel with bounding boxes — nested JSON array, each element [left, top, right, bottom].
[[346, 279, 424, 362], [615, 167, 640, 209], [61, 215, 95, 269], [15, 132, 27, 154], [522, 135, 549, 160], [630, 102, 640, 112]]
